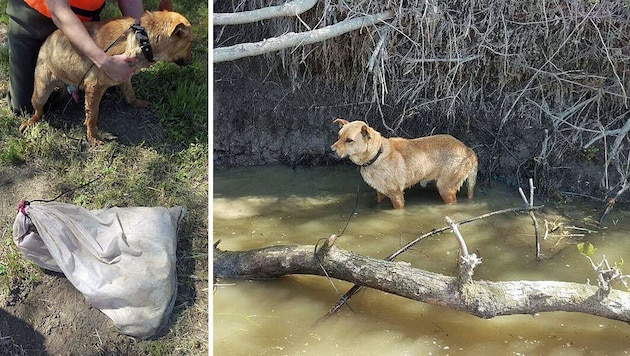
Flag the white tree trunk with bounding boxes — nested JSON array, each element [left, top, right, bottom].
[[213, 0, 318, 25], [213, 11, 394, 63]]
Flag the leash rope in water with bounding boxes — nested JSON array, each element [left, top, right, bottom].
[[312, 175, 364, 306]]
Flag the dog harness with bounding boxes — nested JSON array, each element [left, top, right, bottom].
[[361, 145, 383, 167], [24, 0, 106, 22]]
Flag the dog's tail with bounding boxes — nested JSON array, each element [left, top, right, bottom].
[[465, 148, 478, 199]]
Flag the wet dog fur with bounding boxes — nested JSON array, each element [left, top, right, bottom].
[[19, 3, 193, 144], [331, 118, 478, 208]]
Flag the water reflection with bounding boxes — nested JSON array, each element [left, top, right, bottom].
[[214, 165, 630, 355]]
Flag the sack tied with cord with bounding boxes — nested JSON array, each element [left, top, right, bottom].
[[12, 200, 186, 339]]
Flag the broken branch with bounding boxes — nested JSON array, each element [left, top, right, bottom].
[[446, 216, 482, 288]]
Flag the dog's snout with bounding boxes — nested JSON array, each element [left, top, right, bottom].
[[330, 142, 345, 159], [328, 146, 342, 160], [174, 58, 189, 66]]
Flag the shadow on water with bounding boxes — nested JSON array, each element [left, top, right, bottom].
[[0, 308, 47, 356]]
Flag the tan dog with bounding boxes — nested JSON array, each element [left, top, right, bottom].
[[331, 118, 478, 208], [19, 5, 193, 144]]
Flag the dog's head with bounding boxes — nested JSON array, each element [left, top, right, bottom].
[[142, 11, 193, 66], [331, 118, 381, 165]]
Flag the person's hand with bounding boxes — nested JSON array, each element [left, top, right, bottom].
[[99, 54, 138, 82]]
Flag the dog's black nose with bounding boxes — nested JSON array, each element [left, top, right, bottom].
[[174, 58, 189, 66], [327, 149, 342, 160]]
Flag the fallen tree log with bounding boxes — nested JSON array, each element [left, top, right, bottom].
[[214, 240, 630, 324]]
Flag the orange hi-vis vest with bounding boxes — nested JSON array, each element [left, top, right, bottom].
[[24, 0, 106, 22]]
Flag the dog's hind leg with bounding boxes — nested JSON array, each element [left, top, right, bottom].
[[388, 192, 405, 209], [438, 188, 457, 204], [20, 68, 60, 132], [466, 153, 478, 200], [436, 178, 458, 204], [119, 80, 150, 108], [83, 83, 107, 144]]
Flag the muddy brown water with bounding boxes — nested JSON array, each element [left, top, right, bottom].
[[213, 165, 630, 355]]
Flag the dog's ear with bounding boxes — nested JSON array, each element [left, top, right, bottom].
[[158, 0, 173, 11], [170, 22, 189, 38], [360, 125, 371, 139], [333, 118, 349, 127]]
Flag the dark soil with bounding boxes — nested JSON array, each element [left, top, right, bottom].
[[42, 87, 164, 146]]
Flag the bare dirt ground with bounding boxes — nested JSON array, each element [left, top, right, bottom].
[[0, 94, 207, 355]]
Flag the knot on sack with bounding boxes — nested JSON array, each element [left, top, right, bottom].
[[17, 199, 30, 217]]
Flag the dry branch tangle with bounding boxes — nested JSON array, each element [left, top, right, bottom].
[[214, 244, 630, 323]]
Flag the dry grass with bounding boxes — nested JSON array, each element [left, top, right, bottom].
[[0, 334, 26, 356]]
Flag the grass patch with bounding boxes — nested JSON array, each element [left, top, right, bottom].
[[0, 230, 40, 300], [0, 137, 24, 164], [0, 0, 208, 353], [134, 61, 208, 144]]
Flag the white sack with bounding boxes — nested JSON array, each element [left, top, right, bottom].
[[12, 201, 185, 339]]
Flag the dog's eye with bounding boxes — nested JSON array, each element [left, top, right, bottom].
[[345, 138, 354, 143]]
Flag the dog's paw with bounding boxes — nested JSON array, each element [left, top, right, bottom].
[[86, 134, 105, 145], [89, 138, 105, 145], [19, 122, 31, 133], [19, 114, 41, 133], [130, 99, 151, 108]]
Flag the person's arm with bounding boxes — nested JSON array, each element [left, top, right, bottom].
[[117, 0, 143, 19], [45, 0, 138, 82]]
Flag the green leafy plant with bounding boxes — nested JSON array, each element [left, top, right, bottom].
[[577, 242, 596, 256]]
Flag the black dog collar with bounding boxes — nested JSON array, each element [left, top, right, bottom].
[[361, 145, 383, 167], [131, 21, 154, 62]]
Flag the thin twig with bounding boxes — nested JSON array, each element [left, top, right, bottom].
[[519, 179, 541, 260], [590, 18, 627, 107]]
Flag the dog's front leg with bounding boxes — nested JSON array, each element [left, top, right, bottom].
[[20, 110, 43, 133], [83, 83, 107, 145], [119, 80, 150, 108]]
